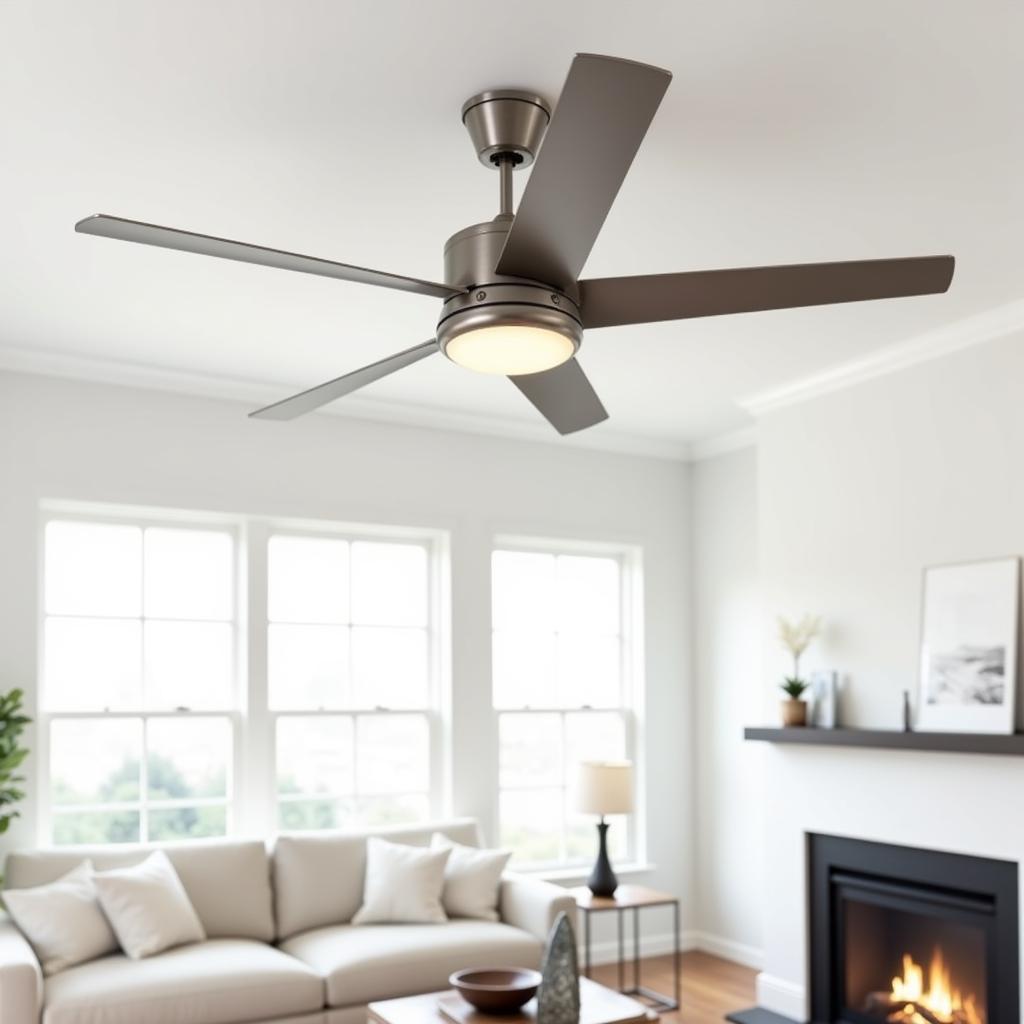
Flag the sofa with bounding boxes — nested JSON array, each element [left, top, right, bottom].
[[0, 818, 576, 1024]]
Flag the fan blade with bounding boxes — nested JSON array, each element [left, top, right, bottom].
[[579, 255, 955, 329], [511, 358, 609, 435], [76, 215, 461, 300], [494, 54, 671, 290], [249, 340, 439, 420]]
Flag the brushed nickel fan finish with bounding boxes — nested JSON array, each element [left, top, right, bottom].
[[438, 215, 582, 363], [461, 90, 551, 169], [436, 282, 582, 362], [74, 53, 955, 437]]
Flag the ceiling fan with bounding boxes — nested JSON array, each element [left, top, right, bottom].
[[76, 54, 954, 435]]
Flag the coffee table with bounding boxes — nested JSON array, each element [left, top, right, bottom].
[[367, 977, 658, 1024]]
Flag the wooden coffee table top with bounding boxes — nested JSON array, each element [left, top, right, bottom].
[[368, 978, 657, 1024], [570, 885, 677, 912]]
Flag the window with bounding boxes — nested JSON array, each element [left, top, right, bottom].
[[268, 532, 438, 831], [41, 518, 237, 844], [492, 544, 638, 869]]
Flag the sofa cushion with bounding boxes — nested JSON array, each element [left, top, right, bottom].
[[280, 920, 541, 1007], [272, 819, 482, 939], [3, 861, 118, 976], [431, 834, 511, 922], [42, 938, 323, 1024], [93, 851, 206, 960], [4, 840, 274, 943], [351, 838, 450, 925]]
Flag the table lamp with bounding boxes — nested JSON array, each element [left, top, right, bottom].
[[575, 760, 633, 897]]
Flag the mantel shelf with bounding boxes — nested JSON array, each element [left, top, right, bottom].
[[744, 726, 1024, 756]]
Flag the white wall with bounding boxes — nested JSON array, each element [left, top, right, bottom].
[[753, 333, 1024, 1018], [691, 447, 764, 968], [0, 370, 693, 939]]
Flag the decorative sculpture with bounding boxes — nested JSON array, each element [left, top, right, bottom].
[[536, 911, 581, 1024]]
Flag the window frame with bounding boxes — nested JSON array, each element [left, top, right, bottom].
[[490, 535, 645, 873], [36, 504, 452, 846], [244, 518, 449, 837], [37, 504, 245, 845]]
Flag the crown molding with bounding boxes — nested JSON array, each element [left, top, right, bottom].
[[0, 344, 693, 462], [739, 298, 1024, 417], [689, 425, 758, 461]]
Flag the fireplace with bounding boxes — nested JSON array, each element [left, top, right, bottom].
[[808, 834, 1019, 1024]]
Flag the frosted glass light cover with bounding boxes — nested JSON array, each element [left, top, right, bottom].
[[445, 325, 575, 375]]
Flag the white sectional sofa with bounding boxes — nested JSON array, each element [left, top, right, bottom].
[[0, 819, 576, 1024]]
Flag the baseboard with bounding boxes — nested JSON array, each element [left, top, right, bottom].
[[579, 930, 764, 971], [691, 931, 765, 970], [755, 973, 807, 1022]]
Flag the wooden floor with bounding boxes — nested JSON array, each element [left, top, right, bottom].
[[590, 951, 756, 1024]]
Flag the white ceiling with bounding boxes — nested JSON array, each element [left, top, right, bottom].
[[2, 0, 1021, 453]]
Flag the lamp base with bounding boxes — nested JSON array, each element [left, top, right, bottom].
[[587, 821, 619, 898]]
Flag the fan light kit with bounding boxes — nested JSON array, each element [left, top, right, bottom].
[[75, 54, 955, 435]]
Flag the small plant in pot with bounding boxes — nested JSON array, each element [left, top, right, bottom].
[[777, 614, 821, 727], [780, 677, 811, 726]]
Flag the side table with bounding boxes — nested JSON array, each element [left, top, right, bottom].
[[571, 884, 680, 1014]]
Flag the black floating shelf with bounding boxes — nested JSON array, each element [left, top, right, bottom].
[[744, 726, 1024, 756]]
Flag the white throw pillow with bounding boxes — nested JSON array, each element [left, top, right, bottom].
[[431, 833, 511, 921], [3, 860, 118, 975], [352, 837, 450, 925], [93, 850, 205, 959]]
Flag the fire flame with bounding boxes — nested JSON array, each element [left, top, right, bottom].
[[886, 949, 983, 1024]]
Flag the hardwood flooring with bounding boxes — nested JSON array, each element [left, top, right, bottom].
[[589, 951, 757, 1024]]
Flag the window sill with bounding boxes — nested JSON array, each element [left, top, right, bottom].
[[525, 862, 657, 885]]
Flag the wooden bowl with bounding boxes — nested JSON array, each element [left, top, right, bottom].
[[449, 968, 543, 1013]]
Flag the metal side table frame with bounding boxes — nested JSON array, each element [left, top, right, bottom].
[[571, 885, 681, 1014]]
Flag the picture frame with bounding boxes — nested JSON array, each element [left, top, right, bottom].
[[917, 557, 1020, 734], [809, 670, 838, 728]]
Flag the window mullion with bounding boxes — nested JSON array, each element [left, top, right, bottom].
[[140, 716, 149, 842], [242, 520, 271, 836]]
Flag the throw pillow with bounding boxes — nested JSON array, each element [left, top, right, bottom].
[[352, 836, 450, 924], [3, 860, 118, 975], [431, 832, 511, 921], [93, 850, 205, 959]]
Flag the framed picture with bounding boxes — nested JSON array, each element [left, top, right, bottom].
[[917, 557, 1020, 734]]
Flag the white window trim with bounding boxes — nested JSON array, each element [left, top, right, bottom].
[[37, 502, 453, 846], [253, 518, 450, 834], [491, 535, 646, 874], [37, 503, 246, 846]]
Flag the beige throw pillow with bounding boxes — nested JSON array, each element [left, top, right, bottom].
[[3, 860, 118, 975], [431, 833, 511, 921], [352, 837, 450, 925], [93, 850, 205, 959]]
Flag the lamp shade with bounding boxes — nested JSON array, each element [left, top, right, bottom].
[[574, 761, 633, 816]]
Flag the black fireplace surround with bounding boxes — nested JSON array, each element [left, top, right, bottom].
[[808, 834, 1019, 1024]]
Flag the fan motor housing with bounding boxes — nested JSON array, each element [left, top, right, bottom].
[[437, 219, 582, 361], [436, 283, 583, 362]]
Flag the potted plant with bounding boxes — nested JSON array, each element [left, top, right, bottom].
[[0, 688, 31, 839], [777, 614, 821, 727]]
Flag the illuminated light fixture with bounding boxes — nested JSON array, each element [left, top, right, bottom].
[[436, 281, 583, 378], [443, 324, 577, 375]]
